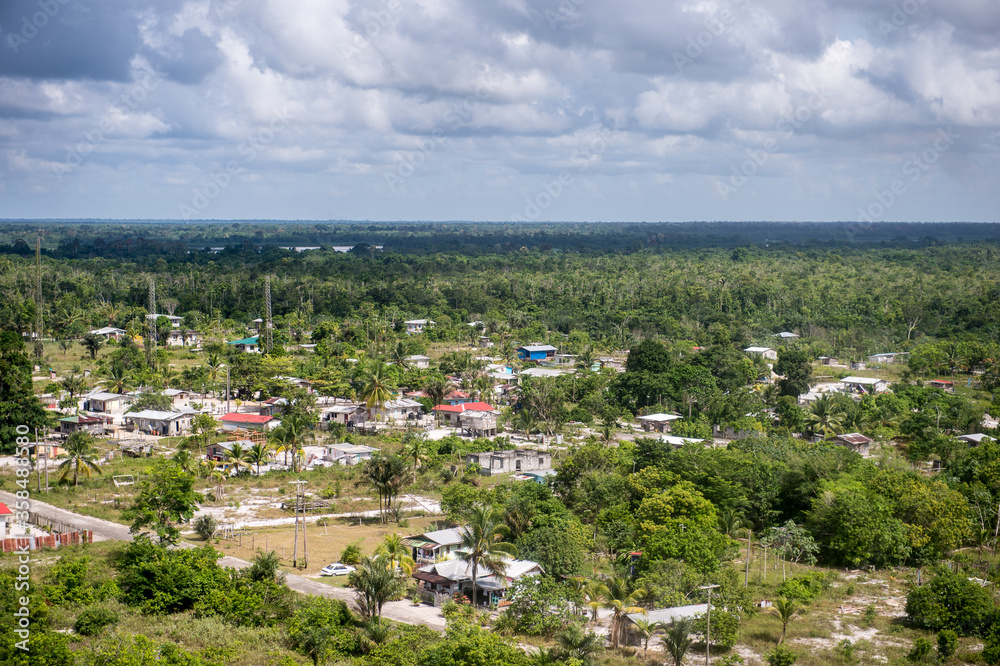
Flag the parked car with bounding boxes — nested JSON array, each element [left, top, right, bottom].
[[320, 563, 356, 576]]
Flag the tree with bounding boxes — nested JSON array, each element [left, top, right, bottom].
[[804, 395, 846, 439], [630, 617, 662, 654], [271, 411, 315, 472], [358, 454, 408, 522], [599, 575, 645, 649], [456, 504, 518, 606], [103, 360, 133, 394], [401, 430, 430, 484], [375, 533, 416, 575], [82, 332, 104, 360], [247, 441, 272, 475], [361, 363, 396, 418], [766, 644, 799, 666], [555, 623, 603, 664], [348, 555, 407, 620], [774, 347, 811, 398], [57, 432, 102, 487], [122, 459, 202, 545], [626, 340, 673, 374], [662, 618, 695, 666], [770, 596, 800, 644], [905, 569, 995, 636], [225, 440, 251, 475]]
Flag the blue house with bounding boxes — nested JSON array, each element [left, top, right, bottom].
[[517, 344, 558, 361]]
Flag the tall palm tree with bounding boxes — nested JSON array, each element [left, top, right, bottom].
[[211, 469, 227, 501], [104, 360, 133, 394], [771, 596, 800, 644], [630, 617, 662, 654], [456, 504, 518, 606], [400, 430, 430, 485], [600, 576, 646, 649], [57, 432, 102, 487], [584, 579, 605, 622], [804, 395, 846, 439], [348, 555, 407, 620], [82, 333, 104, 360], [576, 346, 596, 372], [424, 377, 450, 426], [361, 363, 395, 419], [171, 449, 195, 474], [513, 410, 539, 437], [247, 441, 272, 476], [662, 618, 695, 666], [270, 412, 315, 472], [390, 341, 412, 370], [374, 533, 416, 575], [225, 441, 251, 476]]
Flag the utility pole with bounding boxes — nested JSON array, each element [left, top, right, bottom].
[[35, 236, 42, 342], [745, 528, 752, 587], [35, 428, 40, 493], [226, 365, 231, 414], [264, 276, 273, 354], [290, 480, 307, 569], [699, 584, 720, 666], [147, 278, 157, 364], [44, 427, 48, 493]]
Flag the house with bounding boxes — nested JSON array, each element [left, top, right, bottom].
[[744, 346, 778, 361], [162, 388, 193, 406], [227, 336, 260, 353], [465, 449, 552, 476], [867, 352, 908, 365], [518, 367, 567, 379], [327, 443, 379, 465], [165, 329, 201, 347], [58, 414, 106, 436], [659, 435, 706, 448], [220, 413, 278, 431], [840, 376, 888, 395], [830, 433, 873, 455], [517, 344, 557, 361], [412, 557, 544, 605], [637, 413, 682, 433], [404, 527, 468, 565], [84, 391, 131, 413], [817, 356, 839, 366], [443, 391, 473, 406], [433, 401, 495, 426], [477, 336, 493, 349], [146, 313, 182, 329], [929, 379, 955, 392], [542, 353, 577, 368], [626, 604, 710, 636], [850, 360, 867, 371], [88, 326, 126, 341], [276, 376, 313, 391], [260, 396, 287, 417], [956, 433, 992, 446], [405, 355, 431, 369], [374, 398, 425, 423], [0, 503, 14, 537], [517, 469, 558, 484], [322, 403, 367, 427], [405, 319, 435, 334], [460, 410, 497, 437], [125, 409, 196, 436], [206, 439, 256, 461], [773, 331, 799, 340]]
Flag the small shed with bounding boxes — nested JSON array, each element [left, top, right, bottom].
[[744, 346, 778, 361], [637, 413, 682, 433], [830, 432, 873, 455]]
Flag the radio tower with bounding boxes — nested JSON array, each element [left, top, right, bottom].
[[147, 278, 157, 362], [35, 236, 43, 341], [264, 276, 273, 354]]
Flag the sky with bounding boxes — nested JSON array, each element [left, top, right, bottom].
[[1, 0, 998, 223]]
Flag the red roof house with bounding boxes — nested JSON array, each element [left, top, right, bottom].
[[220, 413, 277, 431], [433, 401, 494, 426]]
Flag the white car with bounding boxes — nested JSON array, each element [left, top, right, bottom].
[[320, 563, 356, 576]]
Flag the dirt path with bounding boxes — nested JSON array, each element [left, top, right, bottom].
[[0, 490, 446, 632]]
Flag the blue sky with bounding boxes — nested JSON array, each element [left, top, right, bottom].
[[1, 0, 998, 222]]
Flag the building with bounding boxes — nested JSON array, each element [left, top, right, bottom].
[[125, 409, 196, 436], [405, 354, 431, 369], [460, 410, 497, 437], [146, 313, 182, 329], [443, 391, 473, 406], [206, 439, 256, 461], [867, 352, 908, 365], [637, 413, 682, 433], [220, 413, 278, 431], [412, 557, 544, 606], [404, 527, 468, 565], [162, 388, 193, 407], [165, 329, 201, 347], [84, 391, 131, 413], [227, 336, 260, 353], [373, 398, 425, 423], [465, 449, 552, 476], [327, 443, 379, 465], [405, 319, 435, 334], [840, 376, 888, 395], [744, 346, 778, 361], [433, 401, 495, 426], [517, 344, 557, 361], [817, 356, 839, 366], [956, 433, 992, 446], [929, 379, 955, 392], [626, 604, 710, 638], [773, 331, 799, 340], [659, 435, 706, 448], [58, 414, 106, 435], [518, 367, 567, 379], [830, 432, 873, 455], [88, 326, 126, 342], [259, 396, 287, 416], [322, 403, 366, 427]]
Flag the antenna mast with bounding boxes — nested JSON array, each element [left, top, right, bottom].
[[147, 278, 157, 362], [35, 236, 42, 341], [264, 276, 273, 354]]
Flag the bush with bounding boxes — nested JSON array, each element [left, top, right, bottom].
[[316, 517, 330, 527], [775, 572, 833, 604], [341, 541, 363, 565], [937, 630, 958, 659], [194, 515, 218, 540], [983, 620, 1000, 665], [766, 645, 798, 666], [905, 570, 995, 636], [907, 637, 933, 662], [74, 607, 119, 636], [693, 609, 740, 650]]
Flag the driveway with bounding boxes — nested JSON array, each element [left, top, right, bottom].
[[0, 491, 447, 632]]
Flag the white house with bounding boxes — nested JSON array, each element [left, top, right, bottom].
[[840, 376, 888, 395], [744, 346, 778, 361], [125, 409, 196, 436], [326, 443, 379, 465], [405, 354, 431, 369], [405, 319, 435, 334], [88, 326, 126, 342], [146, 313, 182, 329], [637, 413, 683, 433]]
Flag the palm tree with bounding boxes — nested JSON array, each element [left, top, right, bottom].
[[513, 410, 539, 437], [424, 377, 450, 426], [374, 533, 416, 575], [357, 454, 408, 522], [576, 346, 596, 372], [556, 623, 603, 663], [584, 579, 604, 622], [390, 341, 412, 370], [348, 555, 407, 620], [630, 617, 662, 654], [771, 596, 800, 644], [247, 441, 272, 476], [400, 430, 430, 484], [211, 469, 227, 501], [456, 504, 518, 606], [361, 363, 395, 420], [57, 432, 102, 487], [599, 420, 617, 446], [82, 333, 104, 360], [271, 412, 315, 472], [104, 360, 133, 394], [60, 373, 88, 399], [662, 618, 695, 666], [804, 395, 846, 438], [225, 441, 251, 475], [600, 576, 646, 649], [206, 353, 223, 391], [171, 449, 195, 474]]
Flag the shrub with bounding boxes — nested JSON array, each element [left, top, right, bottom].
[[937, 630, 958, 659], [340, 541, 363, 565], [775, 572, 833, 604], [74, 607, 119, 636], [194, 515, 218, 540], [766, 645, 798, 666], [905, 570, 995, 636], [316, 517, 330, 527], [907, 637, 933, 662]]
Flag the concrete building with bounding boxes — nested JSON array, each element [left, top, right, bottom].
[[637, 413, 682, 433], [465, 449, 552, 476]]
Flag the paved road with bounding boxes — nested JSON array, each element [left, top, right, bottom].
[[0, 491, 446, 631]]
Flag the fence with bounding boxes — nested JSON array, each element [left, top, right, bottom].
[[0, 511, 96, 552]]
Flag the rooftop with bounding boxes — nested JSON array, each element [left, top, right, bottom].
[[227, 336, 260, 346], [220, 413, 274, 424], [433, 401, 495, 413]]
